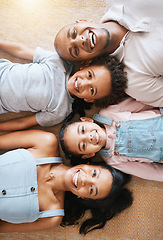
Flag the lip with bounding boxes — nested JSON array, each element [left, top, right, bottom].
[[95, 131, 100, 144], [72, 170, 80, 188], [88, 30, 97, 52], [73, 78, 79, 92]]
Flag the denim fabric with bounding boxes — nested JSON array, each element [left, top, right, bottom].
[[0, 149, 64, 223], [94, 111, 163, 162]]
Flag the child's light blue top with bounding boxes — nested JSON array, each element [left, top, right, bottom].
[[0, 149, 64, 223], [0, 47, 74, 127]]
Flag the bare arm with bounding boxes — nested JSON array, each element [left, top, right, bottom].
[[0, 40, 34, 60], [0, 215, 62, 233], [0, 115, 39, 132], [0, 129, 59, 158]]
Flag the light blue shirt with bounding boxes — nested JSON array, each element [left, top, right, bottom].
[[0, 149, 64, 223]]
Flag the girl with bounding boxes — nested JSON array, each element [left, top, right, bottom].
[[0, 130, 132, 234], [0, 40, 127, 131], [60, 97, 163, 181]]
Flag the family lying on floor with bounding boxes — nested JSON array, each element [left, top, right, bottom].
[[0, 0, 162, 235]]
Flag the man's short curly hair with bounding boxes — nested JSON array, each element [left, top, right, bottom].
[[87, 54, 128, 108]]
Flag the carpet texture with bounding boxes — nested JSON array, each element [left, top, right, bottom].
[[0, 1, 162, 239]]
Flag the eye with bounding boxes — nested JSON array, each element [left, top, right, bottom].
[[83, 142, 86, 150], [92, 169, 96, 177], [90, 87, 94, 95], [74, 46, 78, 56], [90, 186, 93, 194], [72, 28, 77, 39], [88, 71, 92, 79], [81, 126, 85, 133]]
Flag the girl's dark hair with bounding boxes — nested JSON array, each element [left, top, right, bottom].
[[88, 54, 128, 108], [61, 162, 133, 235], [60, 119, 86, 164], [70, 97, 93, 122]]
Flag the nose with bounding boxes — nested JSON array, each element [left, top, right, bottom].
[[72, 34, 86, 46], [81, 131, 93, 143], [81, 174, 92, 187], [80, 78, 90, 89]]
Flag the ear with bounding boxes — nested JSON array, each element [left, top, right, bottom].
[[81, 153, 95, 159], [80, 117, 94, 123], [84, 98, 95, 103], [81, 197, 89, 200]]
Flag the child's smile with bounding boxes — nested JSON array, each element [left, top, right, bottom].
[[64, 121, 107, 159], [67, 65, 111, 102]]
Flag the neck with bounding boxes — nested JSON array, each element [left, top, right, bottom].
[[102, 21, 127, 54], [50, 164, 70, 192]]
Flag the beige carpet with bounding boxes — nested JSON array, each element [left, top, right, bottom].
[[0, 1, 162, 239]]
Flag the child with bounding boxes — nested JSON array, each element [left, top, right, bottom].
[[0, 40, 127, 131], [60, 97, 163, 182], [0, 129, 132, 233]]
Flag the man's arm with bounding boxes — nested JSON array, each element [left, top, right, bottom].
[[0, 115, 39, 132], [0, 40, 34, 60]]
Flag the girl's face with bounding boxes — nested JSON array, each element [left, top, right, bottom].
[[64, 120, 107, 159], [65, 164, 112, 199], [67, 65, 111, 102]]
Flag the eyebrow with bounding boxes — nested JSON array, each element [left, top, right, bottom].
[[90, 70, 97, 97], [67, 28, 70, 38], [77, 125, 82, 152]]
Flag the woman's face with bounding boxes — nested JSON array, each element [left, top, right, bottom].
[[64, 164, 113, 200]]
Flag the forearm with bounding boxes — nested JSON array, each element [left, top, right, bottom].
[[0, 40, 34, 60], [0, 216, 62, 232], [0, 115, 38, 132]]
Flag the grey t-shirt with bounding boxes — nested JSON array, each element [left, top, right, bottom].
[[0, 47, 74, 126]]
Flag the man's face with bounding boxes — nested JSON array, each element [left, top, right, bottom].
[[54, 22, 110, 61]]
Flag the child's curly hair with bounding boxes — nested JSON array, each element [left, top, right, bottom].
[[86, 54, 128, 108]]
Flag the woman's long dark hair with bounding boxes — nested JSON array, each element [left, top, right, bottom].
[[61, 162, 133, 235]]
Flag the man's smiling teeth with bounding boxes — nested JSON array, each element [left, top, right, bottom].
[[73, 170, 80, 188], [89, 32, 96, 49]]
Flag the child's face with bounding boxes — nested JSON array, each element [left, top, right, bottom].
[[64, 119, 107, 159], [67, 65, 111, 102]]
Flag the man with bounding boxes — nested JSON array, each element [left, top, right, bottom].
[[54, 0, 163, 107]]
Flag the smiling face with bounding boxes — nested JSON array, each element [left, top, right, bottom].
[[54, 22, 110, 61], [64, 120, 107, 158], [65, 164, 113, 199], [67, 65, 111, 102]]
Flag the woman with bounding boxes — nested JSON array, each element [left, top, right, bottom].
[[0, 130, 132, 234]]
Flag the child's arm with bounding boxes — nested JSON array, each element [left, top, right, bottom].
[[0, 40, 34, 60], [107, 160, 163, 182], [103, 97, 154, 113], [0, 115, 39, 132]]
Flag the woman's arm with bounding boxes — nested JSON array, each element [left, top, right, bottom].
[[0, 115, 39, 132], [0, 216, 62, 233], [0, 129, 59, 158], [0, 40, 34, 60]]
